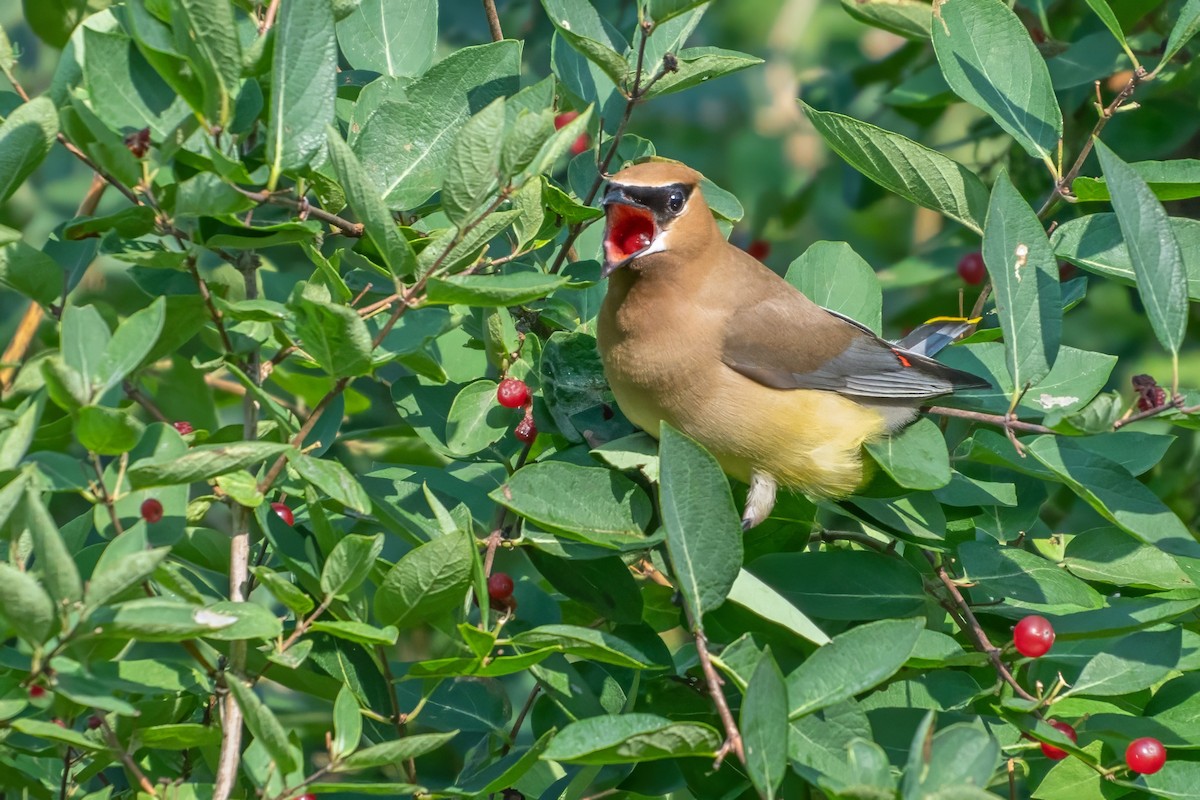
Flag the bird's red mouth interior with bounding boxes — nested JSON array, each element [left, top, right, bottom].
[[603, 204, 657, 265]]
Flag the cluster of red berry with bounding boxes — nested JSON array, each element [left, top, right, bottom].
[[497, 378, 537, 444], [1013, 615, 1166, 774]]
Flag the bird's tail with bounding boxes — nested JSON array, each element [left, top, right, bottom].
[[894, 316, 980, 357]]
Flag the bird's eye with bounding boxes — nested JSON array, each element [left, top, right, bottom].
[[666, 190, 685, 214]]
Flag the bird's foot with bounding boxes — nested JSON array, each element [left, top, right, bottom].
[[741, 471, 778, 530]]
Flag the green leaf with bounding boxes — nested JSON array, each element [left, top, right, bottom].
[[128, 442, 294, 487], [1027, 436, 1200, 559], [840, 0, 932, 38], [981, 170, 1062, 391], [214, 470, 265, 507], [290, 293, 375, 379], [98, 296, 167, 394], [267, 0, 337, 186], [0, 97, 58, 204], [727, 569, 831, 645], [64, 206, 158, 240], [22, 488, 83, 607], [325, 126, 417, 277], [801, 103, 990, 232], [1080, 0, 1130, 54], [452, 730, 555, 795], [931, 0, 1063, 164], [784, 241, 882, 334], [645, 0, 709, 25], [292, 454, 371, 513], [309, 620, 399, 646], [490, 462, 653, 549], [1051, 215, 1200, 301], [0, 235, 63, 306], [957, 540, 1104, 610], [425, 271, 569, 306], [742, 648, 788, 800], [253, 567, 315, 615], [331, 685, 362, 760], [1157, 0, 1200, 73], [333, 731, 458, 772], [175, 173, 256, 218], [89, 598, 237, 640], [172, 0, 241, 128], [641, 46, 763, 99], [905, 720, 1001, 797], [751, 550, 927, 620], [443, 380, 515, 458], [1073, 160, 1200, 202], [373, 530, 473, 627], [512, 624, 660, 669], [658, 424, 743, 626], [337, 0, 437, 78], [355, 41, 521, 208], [227, 679, 301, 774], [865, 417, 951, 490], [543, 713, 721, 764], [84, 546, 171, 612], [1093, 138, 1188, 357], [203, 600, 284, 641], [0, 563, 55, 645], [321, 533, 384, 597], [76, 405, 145, 456], [787, 618, 924, 718], [526, 548, 644, 625], [443, 98, 506, 224], [11, 718, 104, 751], [1066, 627, 1182, 697], [1063, 528, 1195, 590]]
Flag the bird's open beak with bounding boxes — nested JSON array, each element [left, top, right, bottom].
[[601, 185, 658, 278]]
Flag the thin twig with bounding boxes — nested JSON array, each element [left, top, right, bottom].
[[375, 646, 419, 785], [923, 405, 1055, 435], [90, 454, 125, 536], [503, 685, 541, 755], [99, 716, 158, 796], [1036, 68, 1148, 217], [186, 255, 238, 359], [236, 188, 364, 237], [482, 0, 504, 41], [1112, 396, 1185, 429], [923, 552, 1037, 703], [259, 0, 282, 33], [124, 381, 170, 423], [691, 627, 745, 769]]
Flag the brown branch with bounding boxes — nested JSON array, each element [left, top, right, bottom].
[[259, 0, 282, 33], [375, 646, 419, 785], [503, 684, 541, 755], [123, 381, 170, 423], [1037, 68, 1147, 217], [186, 255, 238, 358], [923, 551, 1037, 703], [691, 627, 745, 769], [90, 454, 125, 536], [237, 188, 364, 237], [923, 405, 1055, 435], [482, 0, 504, 41], [98, 716, 158, 796], [1112, 395, 1185, 429]]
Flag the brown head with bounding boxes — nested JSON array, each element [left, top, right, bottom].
[[600, 160, 720, 278]]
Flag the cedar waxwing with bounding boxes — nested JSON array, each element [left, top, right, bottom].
[[596, 160, 988, 529]]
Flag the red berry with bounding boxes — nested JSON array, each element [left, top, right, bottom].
[[1126, 737, 1167, 775], [488, 572, 514, 601], [140, 498, 164, 524], [746, 239, 770, 260], [52, 718, 66, 728], [28, 685, 46, 699], [271, 502, 294, 526], [570, 133, 591, 156], [554, 111, 579, 129], [1014, 615, 1055, 658], [957, 252, 986, 285], [87, 715, 103, 730], [296, 795, 317, 800], [173, 421, 194, 435], [514, 416, 537, 444], [1040, 720, 1077, 760], [496, 378, 530, 409], [1058, 261, 1076, 281]]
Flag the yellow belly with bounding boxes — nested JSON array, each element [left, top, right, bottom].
[[605, 351, 887, 498]]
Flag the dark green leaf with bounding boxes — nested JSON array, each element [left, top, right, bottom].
[[1067, 627, 1182, 697], [742, 648, 788, 800], [751, 550, 926, 620], [512, 624, 659, 669], [0, 233, 63, 306], [1073, 160, 1200, 203], [227, 679, 302, 773], [1051, 215, 1200, 301], [0, 563, 55, 645], [373, 530, 473, 627], [642, 46, 763, 99], [865, 417, 951, 490], [267, 0, 336, 185], [425, 271, 569, 306], [659, 423, 743, 625], [787, 618, 924, 718], [337, 0, 437, 77], [1093, 138, 1188, 357], [802, 103, 990, 232], [0, 97, 58, 203], [128, 442, 294, 487], [64, 206, 158, 240], [290, 293, 375, 379], [1063, 528, 1195, 590], [443, 98, 506, 224], [840, 0, 931, 38], [308, 620, 398, 646], [76, 405, 144, 455], [292, 454, 371, 513], [982, 170, 1062, 391], [333, 731, 458, 772], [785, 240, 882, 334], [84, 545, 170, 611], [172, 0, 242, 128], [332, 685, 362, 760], [957, 540, 1104, 610], [22, 488, 83, 606], [931, 0, 1063, 163], [490, 462, 653, 549], [1157, 0, 1200, 73], [543, 713, 720, 764], [727, 569, 831, 645], [90, 598, 237, 640], [253, 567, 315, 615], [321, 533, 384, 596]]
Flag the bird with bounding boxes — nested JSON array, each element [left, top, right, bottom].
[[596, 159, 989, 529]]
